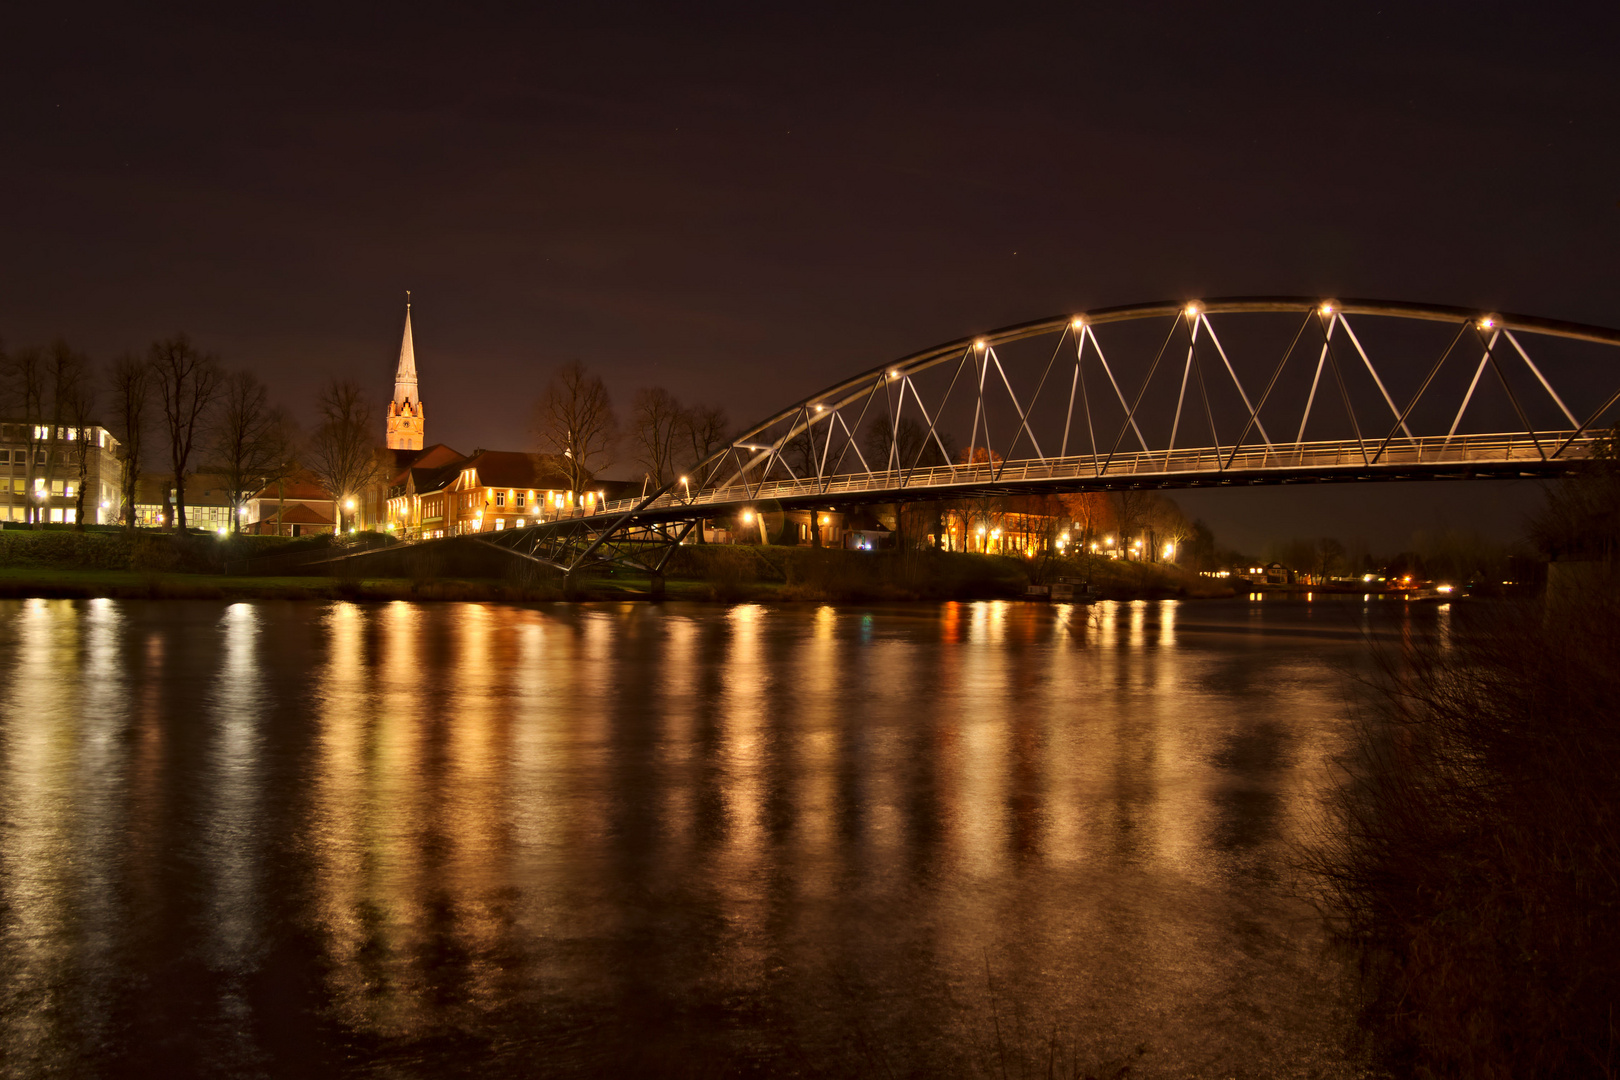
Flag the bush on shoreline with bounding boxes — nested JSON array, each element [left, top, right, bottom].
[[1310, 436, 1620, 1077]]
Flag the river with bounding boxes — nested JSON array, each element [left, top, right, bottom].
[[0, 596, 1416, 1077]]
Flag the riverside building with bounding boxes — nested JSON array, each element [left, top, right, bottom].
[[0, 421, 123, 524]]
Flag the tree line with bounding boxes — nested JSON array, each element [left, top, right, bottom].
[[0, 333, 385, 534], [533, 360, 731, 499]]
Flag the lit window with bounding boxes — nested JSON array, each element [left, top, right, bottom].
[[515, 491, 526, 507], [495, 490, 506, 507]]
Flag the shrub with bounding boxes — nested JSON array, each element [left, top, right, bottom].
[[1309, 581, 1620, 1077]]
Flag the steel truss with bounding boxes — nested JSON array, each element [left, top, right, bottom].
[[367, 297, 1620, 571], [478, 487, 692, 586], [666, 297, 1620, 507]]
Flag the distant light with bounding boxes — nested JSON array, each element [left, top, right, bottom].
[[216, 527, 227, 538], [1184, 303, 1201, 317], [1071, 317, 1085, 329], [680, 476, 689, 484], [344, 498, 355, 510], [1319, 302, 1334, 315], [974, 339, 986, 350], [1479, 316, 1496, 329], [814, 405, 824, 412], [742, 509, 754, 523], [1437, 584, 1454, 594]]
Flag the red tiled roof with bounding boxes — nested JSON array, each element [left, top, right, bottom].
[[264, 502, 335, 526]]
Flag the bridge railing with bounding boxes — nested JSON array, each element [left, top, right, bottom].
[[594, 429, 1586, 517]]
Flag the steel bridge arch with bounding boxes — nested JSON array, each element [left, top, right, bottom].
[[472, 295, 1620, 581], [697, 296, 1620, 497]]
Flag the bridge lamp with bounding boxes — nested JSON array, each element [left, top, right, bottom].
[[1479, 316, 1496, 330], [742, 509, 754, 523], [1184, 303, 1201, 318], [814, 404, 824, 413], [1070, 317, 1084, 329], [974, 339, 986, 350], [1319, 302, 1334, 316]]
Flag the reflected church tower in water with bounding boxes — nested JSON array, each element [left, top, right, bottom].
[[385, 294, 424, 451]]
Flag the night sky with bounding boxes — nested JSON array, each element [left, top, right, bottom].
[[3, 3, 1615, 554]]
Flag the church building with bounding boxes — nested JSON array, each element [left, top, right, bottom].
[[375, 296, 627, 539], [386, 296, 425, 452]]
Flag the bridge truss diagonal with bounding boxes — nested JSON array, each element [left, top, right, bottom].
[[380, 296, 1620, 581]]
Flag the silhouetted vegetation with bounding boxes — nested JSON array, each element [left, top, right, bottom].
[[1310, 432, 1620, 1077]]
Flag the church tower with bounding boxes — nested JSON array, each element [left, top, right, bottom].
[[386, 295, 424, 451]]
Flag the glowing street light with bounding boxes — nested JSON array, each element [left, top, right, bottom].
[[741, 509, 755, 523], [1070, 316, 1085, 329]]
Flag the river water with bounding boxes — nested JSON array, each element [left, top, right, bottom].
[[0, 597, 1409, 1078]]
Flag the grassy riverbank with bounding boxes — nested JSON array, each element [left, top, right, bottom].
[[0, 529, 1234, 602]]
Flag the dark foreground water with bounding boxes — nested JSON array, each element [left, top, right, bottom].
[[0, 597, 1415, 1078]]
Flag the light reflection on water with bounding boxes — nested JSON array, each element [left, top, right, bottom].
[[0, 597, 1417, 1077]]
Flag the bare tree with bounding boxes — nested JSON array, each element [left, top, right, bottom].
[[106, 353, 151, 533], [680, 402, 730, 480], [534, 361, 616, 495], [207, 370, 293, 534], [306, 378, 384, 533], [1111, 489, 1152, 558], [64, 374, 97, 531], [1, 346, 47, 525], [151, 334, 222, 532], [629, 386, 684, 489], [35, 341, 91, 529]]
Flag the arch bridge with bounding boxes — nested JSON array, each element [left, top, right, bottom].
[[484, 296, 1620, 581]]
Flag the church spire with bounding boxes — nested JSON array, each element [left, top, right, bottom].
[[394, 292, 418, 407], [386, 293, 425, 452]]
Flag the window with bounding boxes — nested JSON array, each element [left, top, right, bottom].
[[494, 518, 504, 531], [0, 451, 9, 464], [515, 491, 526, 507], [494, 490, 505, 507]]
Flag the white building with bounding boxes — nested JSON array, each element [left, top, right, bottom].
[[0, 420, 124, 524]]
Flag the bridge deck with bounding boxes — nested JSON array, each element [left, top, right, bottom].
[[586, 429, 1590, 521]]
